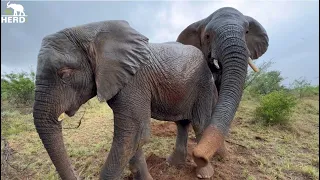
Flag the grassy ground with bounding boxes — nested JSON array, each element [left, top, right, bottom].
[[1, 95, 319, 180]]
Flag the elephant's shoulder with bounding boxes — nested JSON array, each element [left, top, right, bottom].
[[163, 41, 182, 45], [180, 44, 205, 58], [148, 43, 204, 62]]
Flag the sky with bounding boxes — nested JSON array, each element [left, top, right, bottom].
[[1, 0, 319, 86]]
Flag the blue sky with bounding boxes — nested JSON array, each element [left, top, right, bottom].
[[1, 0, 319, 86]]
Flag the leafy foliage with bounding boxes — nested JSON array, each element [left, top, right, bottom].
[[290, 77, 319, 98], [245, 60, 273, 89], [249, 71, 284, 95], [1, 71, 35, 106], [245, 60, 285, 95], [254, 91, 297, 125]]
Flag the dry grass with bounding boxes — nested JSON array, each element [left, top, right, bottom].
[[1, 95, 319, 180]]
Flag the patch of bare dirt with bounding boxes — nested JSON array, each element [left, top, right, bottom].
[[150, 122, 177, 137], [124, 148, 196, 180], [125, 122, 269, 180]]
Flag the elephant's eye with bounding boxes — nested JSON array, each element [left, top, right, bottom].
[[246, 30, 249, 34], [58, 67, 74, 80], [205, 34, 210, 39]]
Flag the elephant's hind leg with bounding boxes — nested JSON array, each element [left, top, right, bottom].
[[167, 120, 190, 166]]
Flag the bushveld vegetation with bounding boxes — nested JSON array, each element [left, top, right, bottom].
[[1, 61, 319, 179]]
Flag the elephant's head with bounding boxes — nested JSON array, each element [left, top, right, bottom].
[[177, 7, 269, 167], [33, 20, 150, 179]]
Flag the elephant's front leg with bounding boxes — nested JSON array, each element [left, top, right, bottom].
[[167, 120, 190, 166], [99, 104, 151, 180], [129, 148, 153, 180]]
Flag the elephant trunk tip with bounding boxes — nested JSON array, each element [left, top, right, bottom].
[[193, 149, 210, 167], [192, 125, 224, 167]]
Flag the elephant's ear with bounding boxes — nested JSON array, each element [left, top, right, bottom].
[[86, 20, 150, 101], [245, 16, 269, 59], [176, 21, 202, 49]]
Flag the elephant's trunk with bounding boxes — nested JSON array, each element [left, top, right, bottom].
[[193, 25, 248, 167], [33, 88, 78, 180]]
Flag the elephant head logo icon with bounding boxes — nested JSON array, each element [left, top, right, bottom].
[[6, 1, 25, 16]]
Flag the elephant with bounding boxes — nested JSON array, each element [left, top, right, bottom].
[[33, 20, 221, 180], [176, 7, 269, 173]]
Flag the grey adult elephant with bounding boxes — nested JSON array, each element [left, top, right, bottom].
[[33, 20, 220, 180], [176, 7, 269, 172]]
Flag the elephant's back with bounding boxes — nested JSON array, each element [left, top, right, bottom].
[[148, 43, 208, 77], [148, 43, 204, 59]]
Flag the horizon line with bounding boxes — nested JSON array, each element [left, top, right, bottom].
[[1, 15, 28, 17]]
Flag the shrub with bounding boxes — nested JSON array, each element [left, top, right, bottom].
[[290, 78, 319, 98], [254, 91, 297, 125], [290, 78, 312, 98], [248, 71, 284, 95], [1, 71, 35, 106]]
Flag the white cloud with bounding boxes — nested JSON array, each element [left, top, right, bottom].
[[147, 1, 318, 86], [149, 1, 302, 42]]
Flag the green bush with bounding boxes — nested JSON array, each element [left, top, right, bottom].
[[245, 60, 286, 96], [1, 71, 35, 106], [289, 78, 318, 98], [247, 71, 284, 95], [300, 85, 319, 97], [254, 91, 297, 125]]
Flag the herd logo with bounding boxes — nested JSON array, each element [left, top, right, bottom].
[[1, 1, 27, 24]]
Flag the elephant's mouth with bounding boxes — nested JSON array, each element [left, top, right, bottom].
[[59, 106, 79, 119], [208, 50, 259, 73], [65, 110, 77, 117], [58, 110, 76, 121], [65, 98, 89, 117], [207, 51, 221, 71]]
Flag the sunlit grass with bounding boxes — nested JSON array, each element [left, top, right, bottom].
[[1, 95, 319, 179]]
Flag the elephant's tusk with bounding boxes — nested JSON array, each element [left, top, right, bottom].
[[213, 59, 220, 69], [248, 57, 259, 72], [58, 113, 66, 121]]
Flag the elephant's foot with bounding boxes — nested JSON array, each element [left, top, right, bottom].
[[129, 148, 153, 180], [166, 151, 187, 166], [196, 163, 214, 179], [131, 171, 153, 180], [130, 162, 153, 180]]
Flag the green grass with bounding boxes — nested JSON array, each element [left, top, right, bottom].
[[231, 95, 319, 180], [1, 95, 319, 180]]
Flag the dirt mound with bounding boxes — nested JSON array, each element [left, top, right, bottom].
[[125, 150, 196, 180], [124, 121, 269, 180], [124, 138, 261, 180]]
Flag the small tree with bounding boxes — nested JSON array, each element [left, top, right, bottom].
[[248, 71, 284, 95], [245, 60, 273, 89], [1, 71, 35, 106], [290, 77, 313, 98], [254, 91, 297, 125]]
